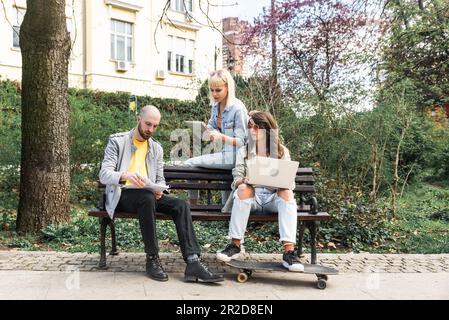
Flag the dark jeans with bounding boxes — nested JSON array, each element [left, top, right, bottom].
[[116, 189, 201, 261]]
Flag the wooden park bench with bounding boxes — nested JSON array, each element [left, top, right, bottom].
[[88, 166, 330, 269]]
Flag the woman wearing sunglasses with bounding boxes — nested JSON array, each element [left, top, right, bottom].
[[217, 111, 304, 272]]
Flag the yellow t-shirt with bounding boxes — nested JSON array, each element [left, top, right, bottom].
[[125, 137, 149, 186]]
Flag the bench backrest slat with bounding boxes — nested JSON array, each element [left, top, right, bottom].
[[169, 182, 231, 190], [164, 172, 234, 181], [164, 173, 314, 183], [167, 182, 315, 193], [164, 166, 313, 175]]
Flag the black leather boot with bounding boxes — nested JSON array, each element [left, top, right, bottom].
[[146, 254, 168, 281], [184, 260, 224, 283]]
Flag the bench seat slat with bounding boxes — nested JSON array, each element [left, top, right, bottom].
[[88, 209, 330, 221], [190, 204, 311, 212], [188, 212, 330, 221]]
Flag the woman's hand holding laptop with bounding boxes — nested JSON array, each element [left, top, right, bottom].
[[235, 177, 250, 188]]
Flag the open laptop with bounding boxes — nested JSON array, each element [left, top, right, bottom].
[[246, 156, 299, 189]]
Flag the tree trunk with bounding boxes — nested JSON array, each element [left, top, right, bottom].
[[391, 117, 410, 217], [417, 0, 424, 11], [395, 0, 409, 29], [17, 0, 71, 234], [271, 0, 278, 87], [371, 147, 378, 201]]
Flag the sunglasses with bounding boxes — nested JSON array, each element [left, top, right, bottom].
[[248, 119, 258, 129]]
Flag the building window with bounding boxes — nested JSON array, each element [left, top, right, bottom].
[[186, 39, 194, 74], [110, 19, 133, 62], [12, 9, 25, 49], [168, 36, 195, 74], [12, 26, 20, 48], [170, 0, 192, 12], [167, 51, 172, 71]]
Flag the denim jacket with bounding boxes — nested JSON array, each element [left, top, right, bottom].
[[207, 98, 248, 156]]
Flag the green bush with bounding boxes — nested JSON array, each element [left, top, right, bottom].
[[0, 80, 21, 209], [314, 168, 393, 252], [430, 128, 449, 179]]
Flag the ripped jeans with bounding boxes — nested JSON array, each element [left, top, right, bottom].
[[228, 187, 297, 244]]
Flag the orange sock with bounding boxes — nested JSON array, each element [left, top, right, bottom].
[[283, 242, 294, 252], [232, 239, 241, 247]]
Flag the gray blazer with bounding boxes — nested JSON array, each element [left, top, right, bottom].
[[99, 129, 165, 218]]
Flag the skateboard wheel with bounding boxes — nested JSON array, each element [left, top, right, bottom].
[[316, 279, 327, 290], [317, 274, 328, 281], [237, 272, 248, 283]]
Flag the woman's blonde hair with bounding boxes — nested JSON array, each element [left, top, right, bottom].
[[208, 69, 236, 108]]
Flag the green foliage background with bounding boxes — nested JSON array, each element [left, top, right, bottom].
[[1, 77, 448, 254], [1, 0, 449, 253]]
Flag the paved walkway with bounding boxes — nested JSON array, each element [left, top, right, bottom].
[[1, 251, 449, 273], [1, 251, 448, 300]]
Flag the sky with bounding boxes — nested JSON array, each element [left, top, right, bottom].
[[222, 0, 271, 23]]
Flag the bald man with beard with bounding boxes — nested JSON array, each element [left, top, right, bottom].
[[99, 105, 223, 283]]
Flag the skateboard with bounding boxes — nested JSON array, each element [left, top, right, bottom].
[[226, 260, 338, 289]]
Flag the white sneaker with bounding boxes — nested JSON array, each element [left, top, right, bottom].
[[216, 243, 243, 262], [282, 250, 305, 272]]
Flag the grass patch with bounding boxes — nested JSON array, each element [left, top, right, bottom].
[[377, 182, 449, 253]]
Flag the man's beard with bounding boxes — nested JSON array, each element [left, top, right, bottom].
[[138, 123, 152, 140]]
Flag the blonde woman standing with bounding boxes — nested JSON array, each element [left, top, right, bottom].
[[185, 69, 248, 205]]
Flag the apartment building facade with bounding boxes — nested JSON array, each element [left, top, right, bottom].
[[0, 0, 223, 100]]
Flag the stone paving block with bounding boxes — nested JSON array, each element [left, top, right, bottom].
[[401, 268, 418, 273]]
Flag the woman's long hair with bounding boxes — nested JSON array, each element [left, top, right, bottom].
[[248, 111, 284, 159]]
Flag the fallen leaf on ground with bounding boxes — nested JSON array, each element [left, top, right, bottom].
[[327, 242, 337, 249]]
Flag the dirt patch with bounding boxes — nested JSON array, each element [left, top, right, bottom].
[[0, 242, 10, 250]]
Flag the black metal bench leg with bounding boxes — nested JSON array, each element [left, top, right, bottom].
[[99, 217, 109, 269], [299, 195, 306, 207], [297, 223, 306, 258], [109, 220, 118, 256], [308, 221, 319, 265]]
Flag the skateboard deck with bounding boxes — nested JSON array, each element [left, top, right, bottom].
[[226, 260, 338, 289]]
